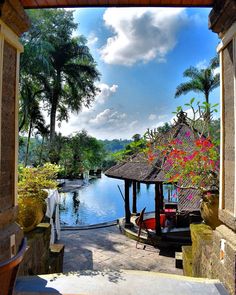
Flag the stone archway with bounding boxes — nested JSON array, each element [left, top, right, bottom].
[[0, 0, 236, 293]]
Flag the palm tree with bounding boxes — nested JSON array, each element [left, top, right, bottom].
[[23, 100, 45, 167], [175, 56, 220, 122], [22, 10, 100, 143], [38, 37, 100, 142], [35, 123, 50, 165]]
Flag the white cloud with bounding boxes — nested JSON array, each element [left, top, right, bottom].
[[96, 83, 118, 104], [148, 114, 157, 121], [129, 120, 138, 128], [87, 33, 99, 46], [196, 59, 220, 76], [89, 108, 126, 128], [213, 67, 220, 75], [196, 59, 207, 69], [100, 8, 187, 66]]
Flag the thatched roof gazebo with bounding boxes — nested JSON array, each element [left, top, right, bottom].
[[105, 115, 201, 235]]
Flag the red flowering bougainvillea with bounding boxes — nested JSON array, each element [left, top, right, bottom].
[[146, 130, 219, 192]]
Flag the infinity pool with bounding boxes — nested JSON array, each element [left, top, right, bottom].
[[59, 174, 177, 226]]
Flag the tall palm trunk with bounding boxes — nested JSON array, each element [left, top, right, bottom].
[[24, 120, 33, 167], [50, 103, 57, 143], [39, 136, 45, 165], [50, 72, 61, 143], [19, 114, 26, 132]]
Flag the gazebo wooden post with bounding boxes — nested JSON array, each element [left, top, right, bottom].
[[124, 180, 131, 227], [155, 183, 162, 235], [137, 181, 141, 193], [132, 181, 137, 214], [160, 182, 164, 211]]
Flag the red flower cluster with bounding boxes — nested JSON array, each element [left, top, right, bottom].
[[146, 133, 219, 191]]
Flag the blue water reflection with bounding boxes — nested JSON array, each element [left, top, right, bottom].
[[59, 174, 177, 226]]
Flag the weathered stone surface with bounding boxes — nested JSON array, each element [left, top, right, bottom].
[[182, 246, 193, 277], [0, 41, 16, 212], [190, 224, 213, 278], [0, 206, 18, 229], [0, 0, 30, 36], [219, 209, 236, 232], [18, 223, 52, 276], [185, 224, 236, 294], [211, 225, 236, 295], [0, 222, 23, 261], [49, 244, 65, 273], [222, 40, 235, 217], [209, 0, 236, 36]]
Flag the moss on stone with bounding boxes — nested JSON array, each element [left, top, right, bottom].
[[182, 246, 193, 277]]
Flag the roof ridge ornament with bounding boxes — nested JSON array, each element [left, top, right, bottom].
[[176, 110, 188, 124]]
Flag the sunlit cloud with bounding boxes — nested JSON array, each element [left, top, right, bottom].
[[100, 8, 187, 66], [148, 114, 157, 121], [87, 33, 99, 46]]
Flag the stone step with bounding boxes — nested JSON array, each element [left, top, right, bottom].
[[15, 269, 229, 295]]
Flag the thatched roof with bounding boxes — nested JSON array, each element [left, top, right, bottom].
[[105, 122, 197, 183], [105, 120, 202, 211]]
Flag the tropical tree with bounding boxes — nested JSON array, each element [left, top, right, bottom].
[[19, 71, 46, 167], [175, 56, 220, 123], [23, 99, 45, 167], [35, 123, 50, 165], [22, 9, 100, 143]]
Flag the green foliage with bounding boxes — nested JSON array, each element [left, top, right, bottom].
[[21, 9, 100, 142], [99, 139, 131, 153], [146, 109, 220, 192], [173, 98, 219, 138], [17, 163, 60, 231], [113, 137, 146, 162], [54, 131, 106, 178], [175, 56, 220, 123], [18, 163, 60, 200]]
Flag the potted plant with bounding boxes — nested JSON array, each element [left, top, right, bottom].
[[17, 163, 60, 232]]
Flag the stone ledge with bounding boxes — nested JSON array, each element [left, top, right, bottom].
[[18, 223, 51, 276], [15, 270, 228, 295], [49, 244, 64, 274], [0, 0, 30, 36], [218, 210, 236, 232], [209, 0, 236, 36]]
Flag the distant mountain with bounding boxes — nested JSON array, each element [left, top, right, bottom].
[[99, 139, 132, 153]]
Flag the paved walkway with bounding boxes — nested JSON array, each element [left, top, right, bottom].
[[59, 225, 182, 275], [16, 225, 229, 294]]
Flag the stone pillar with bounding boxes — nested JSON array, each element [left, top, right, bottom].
[[0, 0, 29, 262], [208, 1, 236, 294]]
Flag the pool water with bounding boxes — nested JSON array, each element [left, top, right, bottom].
[[59, 174, 177, 226]]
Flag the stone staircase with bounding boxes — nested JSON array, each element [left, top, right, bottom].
[[15, 269, 228, 295]]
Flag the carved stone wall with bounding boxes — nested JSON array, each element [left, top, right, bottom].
[[0, 0, 29, 263], [222, 41, 235, 214], [1, 41, 17, 211], [183, 224, 236, 295]]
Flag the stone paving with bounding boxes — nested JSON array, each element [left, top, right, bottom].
[[59, 225, 182, 275]]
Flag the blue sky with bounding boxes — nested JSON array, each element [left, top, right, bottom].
[[58, 8, 220, 140]]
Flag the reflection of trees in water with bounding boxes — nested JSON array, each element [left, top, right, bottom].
[[73, 191, 80, 213], [146, 183, 151, 190], [59, 193, 67, 211], [72, 191, 81, 225]]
